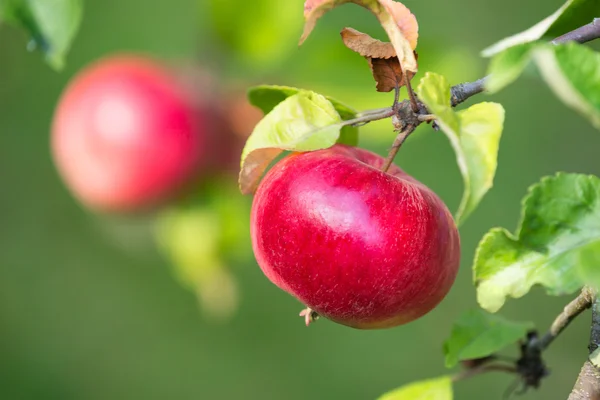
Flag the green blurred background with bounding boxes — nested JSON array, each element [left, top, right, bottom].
[[2, 0, 600, 398]]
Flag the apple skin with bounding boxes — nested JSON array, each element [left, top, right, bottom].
[[251, 144, 460, 329], [51, 54, 209, 212]]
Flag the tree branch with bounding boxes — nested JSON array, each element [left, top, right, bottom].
[[355, 18, 600, 397], [569, 291, 600, 400], [450, 78, 488, 107], [537, 287, 595, 351], [451, 18, 600, 107], [452, 289, 594, 391], [590, 294, 600, 353], [552, 18, 600, 45], [351, 19, 600, 128], [443, 20, 600, 396]]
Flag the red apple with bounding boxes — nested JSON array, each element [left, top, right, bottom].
[[51, 54, 211, 212], [250, 144, 460, 329]]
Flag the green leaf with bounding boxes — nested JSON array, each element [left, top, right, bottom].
[[416, 72, 505, 225], [204, 181, 252, 261], [485, 42, 600, 130], [415, 73, 457, 128], [156, 207, 222, 286], [248, 85, 307, 115], [474, 173, 600, 312], [533, 42, 600, 130], [1, 0, 83, 70], [577, 242, 600, 290], [247, 85, 359, 146], [443, 309, 533, 368], [485, 42, 538, 93], [455, 104, 505, 223], [377, 376, 453, 400], [248, 85, 358, 119], [239, 91, 345, 194], [301, 0, 418, 72], [482, 0, 600, 57], [155, 205, 239, 320]]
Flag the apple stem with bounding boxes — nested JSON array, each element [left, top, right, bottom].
[[381, 124, 416, 173], [299, 307, 320, 327]]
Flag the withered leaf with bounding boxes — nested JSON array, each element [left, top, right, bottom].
[[370, 57, 405, 92], [379, 0, 418, 50], [341, 27, 396, 59], [301, 0, 419, 73], [341, 28, 416, 92]]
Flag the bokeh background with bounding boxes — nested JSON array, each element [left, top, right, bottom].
[[2, 0, 600, 399]]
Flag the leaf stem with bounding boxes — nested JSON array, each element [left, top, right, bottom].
[[404, 70, 419, 113], [342, 108, 396, 127], [392, 84, 401, 111], [357, 107, 393, 117], [417, 114, 437, 123]]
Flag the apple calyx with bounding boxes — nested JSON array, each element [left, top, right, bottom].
[[299, 307, 320, 327]]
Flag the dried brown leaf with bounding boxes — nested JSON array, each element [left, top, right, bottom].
[[370, 54, 417, 92], [341, 28, 416, 92], [300, 0, 419, 72], [239, 148, 283, 195], [301, 0, 349, 45], [369, 57, 405, 92], [341, 27, 396, 59]]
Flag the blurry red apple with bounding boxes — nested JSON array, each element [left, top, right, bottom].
[[250, 145, 460, 329], [205, 90, 261, 175], [51, 54, 212, 212]]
